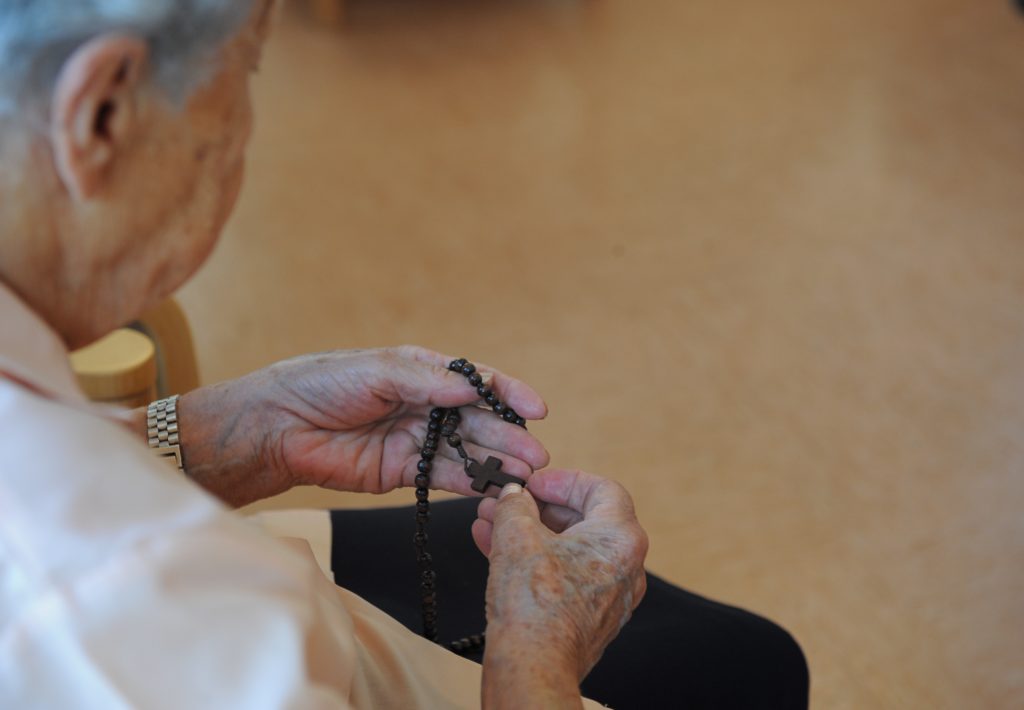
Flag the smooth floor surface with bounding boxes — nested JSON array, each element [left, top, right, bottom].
[[179, 1, 1024, 707]]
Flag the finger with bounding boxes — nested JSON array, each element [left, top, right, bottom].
[[409, 449, 534, 498], [385, 352, 489, 411], [477, 496, 497, 522], [452, 406, 550, 469], [491, 484, 543, 553], [429, 439, 534, 489], [471, 517, 493, 557], [479, 495, 581, 534], [526, 468, 638, 523], [392, 422, 534, 496], [538, 502, 584, 533], [399, 345, 548, 420], [409, 455, 487, 497]]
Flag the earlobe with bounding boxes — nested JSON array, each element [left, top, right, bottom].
[[50, 34, 148, 201]]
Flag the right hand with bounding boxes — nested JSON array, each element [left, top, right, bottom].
[[474, 469, 649, 680]]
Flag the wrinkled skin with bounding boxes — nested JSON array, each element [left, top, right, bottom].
[[475, 469, 649, 698], [176, 345, 551, 507]]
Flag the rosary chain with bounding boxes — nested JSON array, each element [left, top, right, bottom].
[[415, 358, 527, 655]]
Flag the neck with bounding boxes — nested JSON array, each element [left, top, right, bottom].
[[0, 137, 108, 349]]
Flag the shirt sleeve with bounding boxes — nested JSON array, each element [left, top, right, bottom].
[[0, 387, 605, 709], [0, 388, 486, 709]]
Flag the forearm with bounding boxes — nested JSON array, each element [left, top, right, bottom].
[[129, 385, 296, 507], [482, 625, 584, 710]]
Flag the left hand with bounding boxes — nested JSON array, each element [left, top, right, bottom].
[[176, 346, 550, 506]]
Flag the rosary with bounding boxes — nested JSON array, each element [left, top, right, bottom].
[[413, 358, 528, 655]]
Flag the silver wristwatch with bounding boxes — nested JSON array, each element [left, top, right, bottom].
[[147, 394, 184, 472]]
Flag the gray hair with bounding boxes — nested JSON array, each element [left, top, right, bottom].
[[0, 0, 255, 117]]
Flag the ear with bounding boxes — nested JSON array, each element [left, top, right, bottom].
[[50, 34, 148, 201]]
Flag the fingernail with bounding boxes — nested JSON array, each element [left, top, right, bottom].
[[499, 483, 522, 499]]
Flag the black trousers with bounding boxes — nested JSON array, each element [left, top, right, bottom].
[[331, 499, 809, 709]]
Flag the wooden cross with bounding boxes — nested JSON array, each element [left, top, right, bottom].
[[466, 456, 526, 493]]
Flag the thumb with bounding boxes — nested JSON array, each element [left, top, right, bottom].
[[491, 483, 541, 533]]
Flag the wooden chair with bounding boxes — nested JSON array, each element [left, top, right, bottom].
[[70, 298, 200, 406]]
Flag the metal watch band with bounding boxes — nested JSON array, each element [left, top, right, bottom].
[[147, 394, 184, 472]]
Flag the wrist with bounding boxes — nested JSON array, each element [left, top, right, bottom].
[[482, 623, 583, 709], [177, 384, 296, 507], [132, 383, 294, 508]]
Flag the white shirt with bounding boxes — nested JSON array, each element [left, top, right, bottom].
[[0, 284, 598, 709]]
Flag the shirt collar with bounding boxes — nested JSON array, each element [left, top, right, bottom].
[[0, 280, 86, 402]]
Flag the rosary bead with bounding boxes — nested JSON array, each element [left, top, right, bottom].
[[449, 358, 466, 371], [515, 416, 526, 427], [416, 376, 506, 654]]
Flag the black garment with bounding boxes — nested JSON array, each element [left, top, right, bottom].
[[330, 499, 809, 709]]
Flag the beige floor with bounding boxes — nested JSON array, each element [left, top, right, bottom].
[[178, 0, 1024, 707]]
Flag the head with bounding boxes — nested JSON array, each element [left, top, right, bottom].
[[0, 0, 275, 349]]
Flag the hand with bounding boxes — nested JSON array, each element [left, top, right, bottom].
[[176, 346, 550, 506], [477, 469, 648, 701]]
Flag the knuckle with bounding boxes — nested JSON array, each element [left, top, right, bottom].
[[596, 478, 636, 510], [633, 525, 650, 558], [615, 524, 648, 567], [635, 573, 648, 604]]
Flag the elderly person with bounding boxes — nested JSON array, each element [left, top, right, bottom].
[[0, 1, 808, 707]]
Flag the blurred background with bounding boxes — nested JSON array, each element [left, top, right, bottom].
[[176, 0, 1024, 707]]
